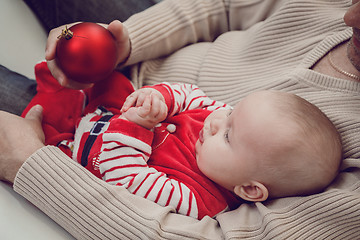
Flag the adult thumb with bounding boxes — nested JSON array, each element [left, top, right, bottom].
[[25, 105, 45, 144], [107, 20, 130, 65], [25, 105, 43, 123], [107, 20, 124, 38]]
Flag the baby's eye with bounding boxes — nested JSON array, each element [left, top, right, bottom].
[[224, 130, 230, 142], [227, 109, 233, 117], [224, 110, 232, 142]]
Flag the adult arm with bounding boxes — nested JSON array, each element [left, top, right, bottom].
[[44, 0, 283, 88], [124, 0, 284, 65], [14, 146, 222, 239], [0, 106, 45, 183]]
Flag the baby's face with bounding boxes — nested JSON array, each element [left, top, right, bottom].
[[195, 92, 278, 190]]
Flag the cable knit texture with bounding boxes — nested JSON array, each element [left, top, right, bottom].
[[14, 0, 360, 239]]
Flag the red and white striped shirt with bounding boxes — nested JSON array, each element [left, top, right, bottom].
[[73, 83, 241, 219]]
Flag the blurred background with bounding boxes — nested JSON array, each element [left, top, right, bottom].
[[0, 0, 47, 79], [0, 1, 74, 239]]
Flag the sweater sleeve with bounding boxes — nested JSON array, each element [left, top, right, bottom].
[[99, 119, 199, 219], [14, 146, 221, 239], [124, 0, 283, 65]]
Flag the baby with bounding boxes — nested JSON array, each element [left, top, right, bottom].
[[23, 63, 342, 219], [72, 82, 342, 219]]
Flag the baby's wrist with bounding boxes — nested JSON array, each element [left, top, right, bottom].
[[138, 121, 157, 130], [118, 114, 156, 130]]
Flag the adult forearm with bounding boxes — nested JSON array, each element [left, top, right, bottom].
[[0, 107, 45, 183], [14, 146, 223, 240], [123, 0, 285, 66], [124, 0, 229, 65]]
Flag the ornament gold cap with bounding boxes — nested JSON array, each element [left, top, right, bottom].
[[58, 26, 73, 40]]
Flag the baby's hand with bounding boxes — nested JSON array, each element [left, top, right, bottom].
[[121, 88, 165, 113], [121, 89, 168, 129]]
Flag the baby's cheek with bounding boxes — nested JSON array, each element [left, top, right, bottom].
[[195, 143, 207, 172]]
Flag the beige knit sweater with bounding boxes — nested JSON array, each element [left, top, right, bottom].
[[14, 0, 360, 239]]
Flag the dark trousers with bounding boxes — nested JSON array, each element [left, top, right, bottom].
[[24, 0, 159, 32]]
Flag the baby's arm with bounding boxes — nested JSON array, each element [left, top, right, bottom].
[[147, 83, 231, 117], [120, 88, 168, 129], [122, 83, 231, 122], [98, 119, 199, 218]]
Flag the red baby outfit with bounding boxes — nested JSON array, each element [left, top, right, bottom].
[[24, 62, 242, 219], [22, 61, 134, 157]]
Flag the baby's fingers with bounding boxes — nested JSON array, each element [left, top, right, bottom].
[[149, 94, 162, 117], [138, 95, 151, 117], [135, 93, 147, 108], [121, 96, 134, 112], [147, 94, 168, 122], [122, 91, 140, 112]]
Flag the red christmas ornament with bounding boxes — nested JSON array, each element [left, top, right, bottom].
[[56, 22, 118, 83]]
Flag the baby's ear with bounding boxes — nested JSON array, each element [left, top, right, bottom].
[[234, 181, 269, 202]]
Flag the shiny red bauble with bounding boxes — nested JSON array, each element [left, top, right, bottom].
[[56, 22, 118, 83]]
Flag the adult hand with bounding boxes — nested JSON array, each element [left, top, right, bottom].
[[45, 20, 131, 89], [0, 105, 45, 184]]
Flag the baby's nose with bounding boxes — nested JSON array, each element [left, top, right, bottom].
[[210, 118, 221, 135]]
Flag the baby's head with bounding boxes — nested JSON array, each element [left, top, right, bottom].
[[195, 90, 342, 202]]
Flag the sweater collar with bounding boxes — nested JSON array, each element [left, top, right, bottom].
[[295, 28, 360, 93]]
